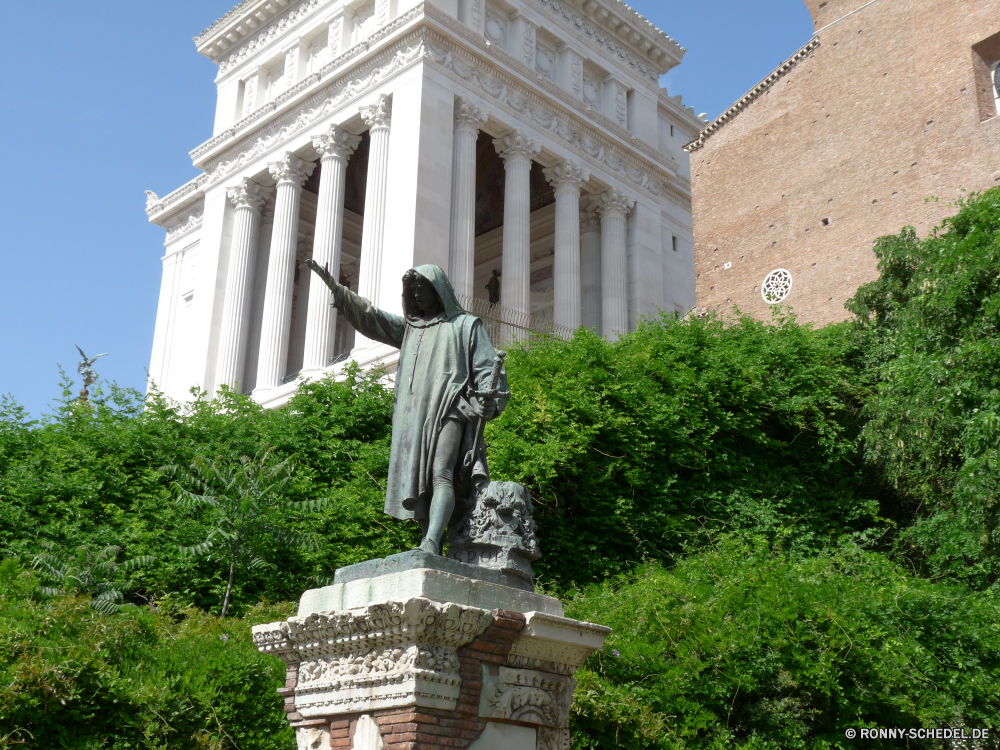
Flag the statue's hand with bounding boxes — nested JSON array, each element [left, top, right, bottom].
[[305, 259, 341, 294], [480, 397, 498, 420]]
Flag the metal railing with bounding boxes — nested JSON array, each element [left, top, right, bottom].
[[457, 293, 574, 348]]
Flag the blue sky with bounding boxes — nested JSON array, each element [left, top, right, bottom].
[[0, 0, 813, 418]]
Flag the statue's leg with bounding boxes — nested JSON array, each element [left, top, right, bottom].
[[421, 419, 463, 554]]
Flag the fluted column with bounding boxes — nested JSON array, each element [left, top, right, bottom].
[[580, 204, 602, 333], [543, 159, 590, 331], [355, 94, 392, 350], [255, 153, 315, 391], [303, 125, 361, 372], [598, 187, 635, 342], [494, 129, 541, 321], [449, 97, 489, 298], [216, 179, 270, 392]]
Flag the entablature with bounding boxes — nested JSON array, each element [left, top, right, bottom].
[[197, 0, 682, 85]]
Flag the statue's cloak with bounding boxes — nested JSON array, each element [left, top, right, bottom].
[[330, 264, 508, 522]]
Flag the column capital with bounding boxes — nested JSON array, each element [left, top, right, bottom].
[[268, 153, 315, 187], [597, 187, 635, 219], [226, 178, 271, 212], [311, 125, 363, 160], [455, 95, 489, 136], [493, 128, 541, 165], [543, 159, 591, 192], [580, 203, 601, 233], [360, 94, 392, 131]]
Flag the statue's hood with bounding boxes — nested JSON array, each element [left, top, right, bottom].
[[402, 264, 468, 326]]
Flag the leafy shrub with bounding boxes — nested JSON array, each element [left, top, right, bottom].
[[566, 537, 1000, 749], [848, 188, 1000, 587], [0, 559, 293, 749], [490, 314, 875, 586]]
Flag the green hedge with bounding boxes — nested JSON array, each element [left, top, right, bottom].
[[0, 559, 294, 749], [567, 538, 1000, 749]]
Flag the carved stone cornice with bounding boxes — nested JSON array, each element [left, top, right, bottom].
[[311, 125, 362, 160], [454, 95, 489, 135], [213, 0, 322, 72], [494, 129, 542, 165], [359, 94, 393, 131], [226, 177, 271, 211], [191, 5, 426, 164], [533, 0, 683, 83], [164, 205, 205, 244], [543, 159, 591, 192], [252, 598, 493, 715], [597, 186, 634, 218], [268, 152, 315, 185], [153, 9, 692, 229], [197, 0, 302, 63]]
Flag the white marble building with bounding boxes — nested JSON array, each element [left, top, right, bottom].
[[146, 0, 704, 408]]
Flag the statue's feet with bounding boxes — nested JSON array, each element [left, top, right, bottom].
[[417, 537, 440, 555]]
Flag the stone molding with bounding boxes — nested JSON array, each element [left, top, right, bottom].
[[494, 128, 542, 165], [597, 185, 634, 217], [215, 0, 322, 71], [163, 204, 205, 244], [454, 95, 490, 135], [419, 30, 674, 196], [543, 158, 591, 191], [532, 0, 675, 83], [226, 177, 271, 211], [268, 152, 315, 185], [192, 5, 425, 162], [252, 598, 493, 715], [360, 94, 393, 130], [479, 665, 572, 728], [199, 0, 681, 82], [204, 35, 426, 190], [311, 124, 363, 159], [191, 4, 681, 179], [684, 37, 820, 153], [152, 10, 687, 228]]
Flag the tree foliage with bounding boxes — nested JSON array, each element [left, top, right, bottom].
[[4, 191, 1000, 746], [567, 537, 1000, 749], [848, 188, 1000, 587], [166, 449, 319, 616]]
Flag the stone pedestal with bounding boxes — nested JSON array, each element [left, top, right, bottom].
[[253, 556, 609, 750]]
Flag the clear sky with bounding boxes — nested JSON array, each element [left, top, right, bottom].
[[0, 0, 813, 418]]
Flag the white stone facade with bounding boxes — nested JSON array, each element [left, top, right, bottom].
[[146, 0, 703, 406]]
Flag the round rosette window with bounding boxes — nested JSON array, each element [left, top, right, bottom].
[[761, 269, 793, 304]]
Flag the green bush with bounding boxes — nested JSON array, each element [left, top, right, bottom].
[[490, 314, 875, 586], [848, 188, 1000, 587], [566, 537, 1000, 749], [0, 366, 413, 615], [0, 559, 293, 749]]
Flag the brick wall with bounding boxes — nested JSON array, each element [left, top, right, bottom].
[[689, 0, 1000, 326], [283, 609, 527, 750]]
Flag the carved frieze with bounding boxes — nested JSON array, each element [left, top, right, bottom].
[[164, 206, 205, 244], [218, 0, 324, 75], [252, 598, 493, 716], [479, 665, 573, 728], [426, 40, 665, 195]]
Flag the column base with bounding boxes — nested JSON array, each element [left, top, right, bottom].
[[253, 561, 610, 750]]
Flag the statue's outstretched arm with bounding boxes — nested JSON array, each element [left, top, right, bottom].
[[305, 259, 405, 349]]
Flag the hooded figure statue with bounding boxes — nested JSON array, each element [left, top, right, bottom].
[[306, 261, 509, 555]]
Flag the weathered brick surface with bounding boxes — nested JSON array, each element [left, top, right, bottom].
[[690, 0, 1000, 326], [278, 609, 528, 749]]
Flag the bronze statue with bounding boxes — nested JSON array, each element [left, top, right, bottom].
[[75, 346, 107, 401], [307, 261, 510, 556], [485, 268, 501, 306]]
